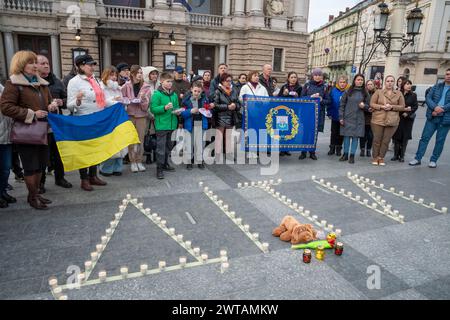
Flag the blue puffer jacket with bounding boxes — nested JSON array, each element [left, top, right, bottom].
[[328, 86, 348, 121], [181, 93, 209, 132], [425, 82, 450, 125]]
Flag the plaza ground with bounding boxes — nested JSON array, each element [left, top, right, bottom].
[[1, 105, 449, 300]]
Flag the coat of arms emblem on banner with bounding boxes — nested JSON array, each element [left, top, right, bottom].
[[265, 105, 299, 141]]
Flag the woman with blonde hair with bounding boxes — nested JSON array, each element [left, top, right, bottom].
[[370, 75, 406, 166], [99, 66, 127, 176], [0, 50, 59, 209]]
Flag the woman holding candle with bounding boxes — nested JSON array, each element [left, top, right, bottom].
[[300, 68, 331, 160], [122, 65, 151, 173], [360, 80, 376, 157], [339, 74, 370, 164], [278, 72, 303, 156], [99, 66, 127, 177], [391, 80, 418, 162], [213, 73, 241, 160], [1, 51, 58, 209], [369, 75, 406, 166]]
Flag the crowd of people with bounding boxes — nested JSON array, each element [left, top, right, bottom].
[[0, 50, 449, 211]]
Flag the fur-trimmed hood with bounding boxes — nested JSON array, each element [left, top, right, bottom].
[[9, 73, 49, 87]]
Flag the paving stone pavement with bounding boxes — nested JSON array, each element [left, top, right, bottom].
[[1, 107, 449, 300]]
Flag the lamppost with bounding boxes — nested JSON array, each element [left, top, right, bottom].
[[373, 0, 424, 79]]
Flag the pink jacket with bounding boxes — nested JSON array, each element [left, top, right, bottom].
[[121, 81, 152, 118]]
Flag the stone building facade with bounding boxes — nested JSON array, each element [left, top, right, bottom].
[[0, 0, 310, 84], [309, 0, 450, 86]]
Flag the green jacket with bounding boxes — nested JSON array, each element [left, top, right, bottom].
[[150, 88, 180, 131]]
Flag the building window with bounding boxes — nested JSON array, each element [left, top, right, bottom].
[[188, 0, 223, 15], [273, 48, 284, 72], [446, 36, 450, 52]]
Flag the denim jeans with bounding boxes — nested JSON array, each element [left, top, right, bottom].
[[343, 136, 359, 155], [101, 158, 123, 174], [415, 120, 450, 163], [0, 144, 12, 193]]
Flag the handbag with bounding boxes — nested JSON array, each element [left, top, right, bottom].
[[9, 84, 48, 145], [10, 119, 48, 145]]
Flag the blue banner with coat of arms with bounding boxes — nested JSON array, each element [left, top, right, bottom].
[[242, 96, 320, 152]]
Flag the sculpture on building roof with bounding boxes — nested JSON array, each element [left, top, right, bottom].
[[266, 0, 285, 16]]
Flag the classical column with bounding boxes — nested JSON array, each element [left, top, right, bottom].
[[140, 39, 149, 67], [250, 0, 264, 16], [186, 42, 193, 74], [234, 0, 245, 15], [145, 0, 153, 9], [222, 0, 231, 16], [293, 0, 308, 32], [219, 45, 226, 64], [154, 0, 168, 8], [294, 0, 307, 20], [384, 0, 409, 79], [102, 36, 111, 69], [50, 34, 61, 78], [3, 32, 15, 74]]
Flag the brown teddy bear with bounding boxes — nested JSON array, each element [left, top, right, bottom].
[[272, 215, 317, 244]]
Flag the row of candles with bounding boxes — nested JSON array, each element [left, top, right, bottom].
[[49, 193, 236, 300], [236, 178, 283, 189], [245, 181, 342, 236], [49, 250, 230, 299], [199, 182, 270, 253], [312, 175, 405, 223], [346, 172, 447, 214], [348, 174, 403, 220]]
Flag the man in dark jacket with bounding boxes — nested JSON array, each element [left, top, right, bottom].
[[37, 55, 72, 190], [410, 69, 450, 168], [209, 63, 229, 101], [259, 64, 275, 97], [172, 66, 191, 105]]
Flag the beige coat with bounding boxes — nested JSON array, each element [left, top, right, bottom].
[[370, 89, 406, 127]]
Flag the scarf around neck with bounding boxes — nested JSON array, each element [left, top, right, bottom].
[[87, 75, 106, 108]]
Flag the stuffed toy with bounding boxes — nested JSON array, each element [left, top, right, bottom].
[[272, 215, 318, 244]]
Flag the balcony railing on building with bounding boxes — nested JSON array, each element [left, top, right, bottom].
[[189, 13, 223, 27], [103, 4, 145, 21], [2, 0, 53, 14]]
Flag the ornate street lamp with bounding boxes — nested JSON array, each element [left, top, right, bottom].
[[169, 30, 176, 46], [373, 0, 424, 55], [374, 1, 389, 33]]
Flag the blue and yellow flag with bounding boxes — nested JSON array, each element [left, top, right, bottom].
[[48, 103, 140, 172], [242, 96, 320, 152]]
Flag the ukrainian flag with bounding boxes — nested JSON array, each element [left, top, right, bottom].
[[48, 103, 140, 172]]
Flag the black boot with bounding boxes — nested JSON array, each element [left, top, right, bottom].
[[360, 148, 365, 157], [163, 163, 175, 172], [2, 192, 17, 204], [299, 151, 307, 160], [349, 154, 355, 164], [399, 141, 407, 162], [327, 145, 336, 156], [0, 198, 8, 208], [391, 142, 400, 161], [335, 146, 342, 156], [366, 149, 371, 157], [157, 167, 164, 180], [309, 152, 318, 160], [339, 153, 349, 161]]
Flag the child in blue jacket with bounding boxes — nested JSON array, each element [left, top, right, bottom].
[[181, 81, 211, 170]]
